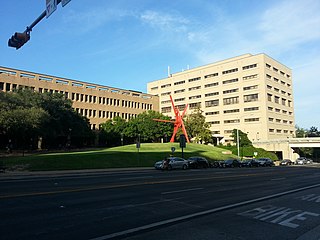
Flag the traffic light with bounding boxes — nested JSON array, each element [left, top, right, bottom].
[[8, 32, 30, 49]]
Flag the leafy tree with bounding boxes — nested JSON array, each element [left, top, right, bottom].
[[307, 126, 320, 137], [295, 125, 306, 138], [231, 129, 252, 147], [185, 108, 212, 143]]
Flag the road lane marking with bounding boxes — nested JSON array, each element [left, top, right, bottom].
[[161, 188, 203, 195], [120, 176, 153, 180], [271, 177, 286, 181], [89, 183, 320, 240], [0, 172, 271, 199]]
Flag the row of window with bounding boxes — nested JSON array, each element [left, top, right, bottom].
[[266, 63, 291, 78], [75, 108, 137, 120], [267, 93, 292, 107], [268, 118, 293, 125], [268, 106, 293, 115], [0, 82, 153, 111]]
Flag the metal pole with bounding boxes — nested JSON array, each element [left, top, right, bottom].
[[237, 129, 240, 158]]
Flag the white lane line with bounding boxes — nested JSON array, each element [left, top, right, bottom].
[[89, 183, 320, 240], [120, 176, 153, 180], [271, 177, 286, 181], [161, 188, 204, 195]]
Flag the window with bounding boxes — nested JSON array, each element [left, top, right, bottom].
[[189, 95, 201, 100], [223, 88, 239, 94], [188, 77, 201, 82], [161, 84, 171, 88], [244, 94, 258, 102], [244, 107, 259, 111], [189, 86, 201, 91], [174, 80, 185, 85], [161, 107, 171, 113], [244, 118, 259, 122], [243, 85, 258, 91], [161, 92, 171, 96], [174, 98, 185, 102], [224, 109, 240, 114], [205, 111, 219, 115], [151, 86, 158, 90], [205, 82, 218, 88], [223, 96, 239, 105], [222, 68, 238, 74], [205, 99, 219, 107], [205, 73, 218, 78], [282, 98, 286, 106], [189, 102, 201, 109], [242, 63, 257, 70], [266, 63, 271, 68], [174, 89, 185, 94], [243, 74, 258, 80], [224, 119, 240, 124], [274, 96, 280, 104], [205, 92, 219, 97], [210, 121, 220, 125], [267, 94, 272, 101], [223, 78, 238, 84]]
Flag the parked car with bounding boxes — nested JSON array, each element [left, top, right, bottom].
[[222, 159, 242, 168], [296, 157, 307, 165], [155, 157, 189, 170], [187, 156, 209, 169], [257, 158, 275, 167], [280, 159, 293, 166], [210, 161, 222, 168], [241, 159, 260, 167], [154, 160, 164, 170]]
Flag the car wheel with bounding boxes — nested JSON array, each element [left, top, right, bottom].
[[183, 164, 187, 170]]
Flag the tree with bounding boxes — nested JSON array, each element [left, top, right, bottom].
[[307, 126, 320, 137], [185, 108, 212, 143], [231, 129, 252, 147], [295, 125, 306, 138], [0, 89, 94, 150]]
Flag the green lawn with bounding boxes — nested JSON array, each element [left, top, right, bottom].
[[1, 143, 237, 171]]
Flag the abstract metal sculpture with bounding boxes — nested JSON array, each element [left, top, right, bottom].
[[154, 95, 190, 143]]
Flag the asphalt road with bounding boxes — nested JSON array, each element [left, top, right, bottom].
[[0, 165, 320, 240]]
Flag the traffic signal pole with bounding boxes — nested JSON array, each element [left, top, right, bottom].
[[8, 0, 64, 49]]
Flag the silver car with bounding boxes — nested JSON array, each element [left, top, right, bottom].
[[167, 157, 189, 170]]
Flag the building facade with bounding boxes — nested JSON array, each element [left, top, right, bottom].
[[147, 53, 295, 144], [0, 66, 159, 129]]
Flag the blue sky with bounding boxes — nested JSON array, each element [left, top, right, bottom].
[[1, 0, 319, 129]]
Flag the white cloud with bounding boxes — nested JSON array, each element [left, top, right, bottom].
[[140, 10, 189, 32], [259, 0, 320, 49]]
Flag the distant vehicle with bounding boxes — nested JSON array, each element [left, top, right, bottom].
[[296, 157, 307, 165], [210, 161, 222, 168], [280, 159, 293, 166], [241, 159, 260, 167], [155, 157, 189, 170], [187, 156, 209, 169], [222, 159, 242, 168], [154, 160, 164, 170], [257, 158, 275, 167]]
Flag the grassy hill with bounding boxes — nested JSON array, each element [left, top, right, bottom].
[[2, 143, 238, 171]]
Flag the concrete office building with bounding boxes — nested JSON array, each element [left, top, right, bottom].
[[147, 53, 295, 144], [0, 66, 159, 129]]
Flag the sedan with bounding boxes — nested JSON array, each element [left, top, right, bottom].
[[167, 157, 189, 170], [280, 159, 293, 166], [223, 159, 242, 168], [187, 156, 209, 169], [241, 159, 260, 167], [257, 158, 275, 167]]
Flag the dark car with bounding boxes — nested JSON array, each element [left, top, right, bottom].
[[241, 159, 260, 167], [257, 158, 275, 167], [210, 161, 222, 168], [223, 159, 242, 168], [187, 156, 209, 169], [280, 159, 293, 166]]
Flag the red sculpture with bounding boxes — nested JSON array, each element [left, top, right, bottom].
[[154, 95, 190, 143]]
